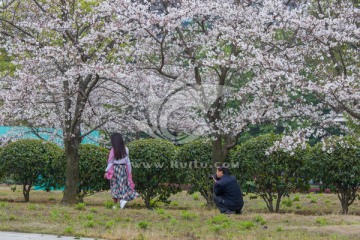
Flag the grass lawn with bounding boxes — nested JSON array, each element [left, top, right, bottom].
[[0, 185, 360, 240]]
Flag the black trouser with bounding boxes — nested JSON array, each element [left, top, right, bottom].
[[214, 195, 243, 213]]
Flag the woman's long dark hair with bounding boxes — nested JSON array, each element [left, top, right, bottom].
[[110, 133, 127, 159]]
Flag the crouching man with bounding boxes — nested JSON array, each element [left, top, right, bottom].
[[212, 166, 244, 214]]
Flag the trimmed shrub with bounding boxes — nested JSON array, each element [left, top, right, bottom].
[[229, 134, 309, 213], [307, 136, 360, 214], [128, 139, 181, 208], [175, 140, 213, 205], [0, 139, 64, 202], [77, 144, 109, 202]]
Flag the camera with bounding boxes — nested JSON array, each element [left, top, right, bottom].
[[208, 174, 219, 181]]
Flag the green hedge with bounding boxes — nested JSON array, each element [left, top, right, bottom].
[[0, 139, 64, 202], [230, 134, 309, 213], [307, 136, 360, 214], [77, 144, 109, 202], [128, 139, 181, 208], [175, 139, 213, 205]]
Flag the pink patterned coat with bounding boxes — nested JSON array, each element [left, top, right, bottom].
[[105, 148, 135, 190]]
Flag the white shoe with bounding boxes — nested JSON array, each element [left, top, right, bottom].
[[120, 200, 127, 209]]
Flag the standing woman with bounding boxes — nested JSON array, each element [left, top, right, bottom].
[[104, 133, 139, 209]]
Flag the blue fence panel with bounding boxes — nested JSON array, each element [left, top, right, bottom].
[[0, 126, 100, 146]]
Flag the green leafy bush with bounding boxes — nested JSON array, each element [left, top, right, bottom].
[[156, 208, 165, 215], [0, 139, 64, 202], [282, 198, 293, 207], [238, 221, 256, 230], [307, 136, 360, 214], [209, 219, 231, 233], [104, 200, 115, 209], [309, 196, 317, 203], [210, 224, 227, 233], [84, 220, 95, 228], [315, 217, 328, 226], [138, 221, 150, 230], [253, 215, 266, 225], [181, 210, 198, 220], [75, 202, 86, 210], [105, 221, 115, 229], [63, 226, 74, 235], [175, 140, 213, 205], [128, 139, 181, 208], [192, 193, 200, 201], [230, 134, 310, 213], [77, 144, 109, 202], [209, 214, 231, 224], [293, 194, 300, 202]]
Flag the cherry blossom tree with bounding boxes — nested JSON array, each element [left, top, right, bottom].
[[126, 0, 321, 167], [128, 0, 359, 159], [1, 0, 357, 204], [267, 0, 359, 151], [291, 0, 359, 127], [0, 0, 137, 204]]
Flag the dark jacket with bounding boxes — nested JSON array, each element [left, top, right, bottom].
[[214, 174, 244, 208]]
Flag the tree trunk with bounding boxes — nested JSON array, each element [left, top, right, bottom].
[[262, 193, 274, 213], [61, 136, 81, 204], [207, 200, 215, 210], [275, 192, 283, 213], [341, 201, 349, 214], [268, 203, 274, 213], [145, 196, 151, 209], [336, 184, 359, 215], [211, 136, 224, 173], [135, 131, 141, 140], [203, 190, 215, 209], [211, 134, 238, 172], [209, 135, 238, 209], [78, 193, 85, 203], [338, 192, 350, 215], [23, 184, 31, 202], [60, 74, 97, 205], [198, 183, 214, 208], [264, 198, 274, 212]]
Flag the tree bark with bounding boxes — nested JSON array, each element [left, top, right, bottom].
[[61, 134, 81, 204], [275, 192, 284, 213], [202, 188, 215, 208], [338, 192, 350, 215], [337, 187, 359, 215], [261, 192, 274, 213], [268, 203, 274, 213], [207, 199, 215, 209], [211, 136, 224, 173], [341, 200, 349, 214], [211, 134, 238, 171], [23, 184, 31, 202], [145, 196, 151, 209], [61, 75, 95, 204], [266, 197, 274, 213]]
